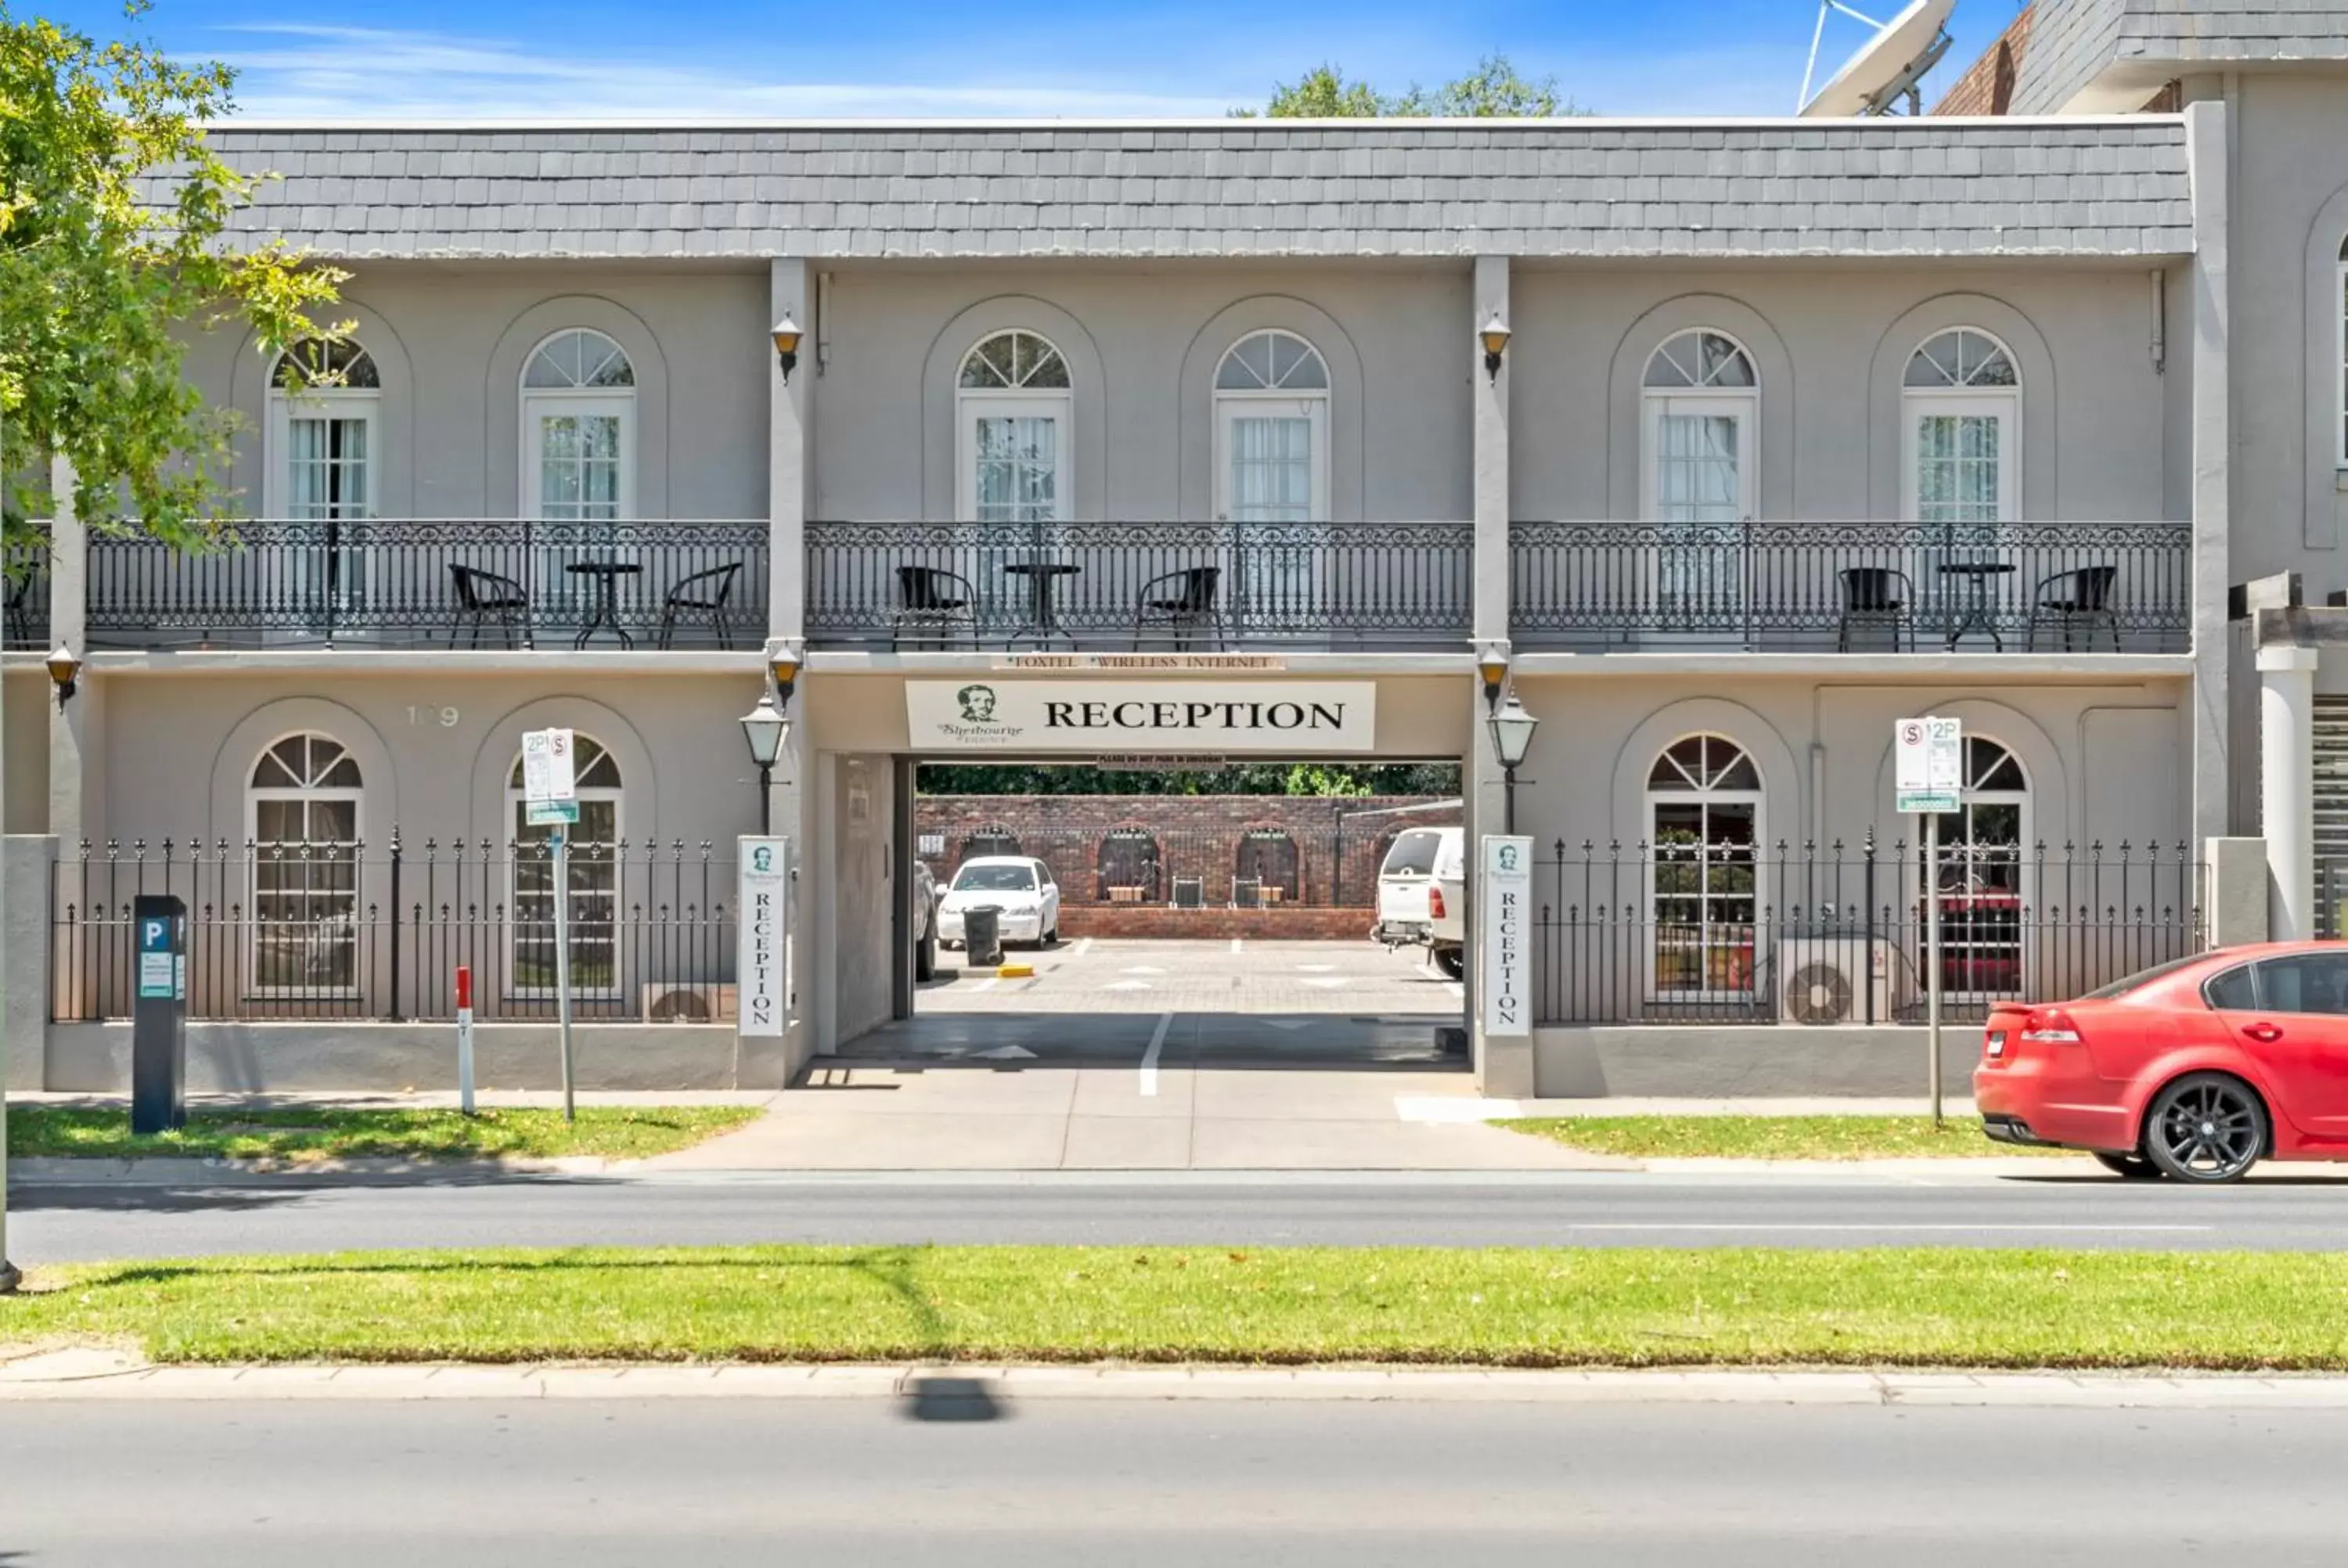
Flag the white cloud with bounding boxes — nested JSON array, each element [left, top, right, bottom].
[[211, 23, 1241, 119]]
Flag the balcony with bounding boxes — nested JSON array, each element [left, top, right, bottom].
[[85, 519, 769, 651], [1510, 520, 2193, 655], [805, 520, 1475, 653]]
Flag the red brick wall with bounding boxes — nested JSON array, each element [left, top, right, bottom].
[[1056, 904, 1378, 940], [1932, 5, 2030, 115], [915, 794, 1460, 913]]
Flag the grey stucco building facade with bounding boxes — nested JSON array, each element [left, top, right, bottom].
[[10, 0, 2346, 1099]]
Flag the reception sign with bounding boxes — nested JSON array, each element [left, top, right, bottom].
[[905, 682, 1377, 753], [737, 837, 789, 1039], [1480, 835, 1533, 1038]]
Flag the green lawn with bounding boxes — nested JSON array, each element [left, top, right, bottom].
[[5, 1245, 2345, 1370], [4, 1105, 759, 1163], [1504, 1115, 2076, 1161]]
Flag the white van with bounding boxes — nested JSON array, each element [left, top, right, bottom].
[[1373, 825, 1467, 978]]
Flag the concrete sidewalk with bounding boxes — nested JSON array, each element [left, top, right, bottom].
[[6, 1348, 2345, 1410]]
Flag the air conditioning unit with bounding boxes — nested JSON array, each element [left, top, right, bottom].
[[1774, 939, 1905, 1027], [641, 983, 738, 1024]]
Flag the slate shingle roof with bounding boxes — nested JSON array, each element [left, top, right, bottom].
[[2012, 0, 2348, 113], [180, 120, 2195, 262]]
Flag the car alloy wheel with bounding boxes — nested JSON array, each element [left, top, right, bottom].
[[2143, 1073, 2267, 1183]]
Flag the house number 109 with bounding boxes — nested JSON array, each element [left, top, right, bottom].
[[408, 706, 460, 728]]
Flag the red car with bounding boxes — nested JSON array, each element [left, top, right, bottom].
[[1975, 942, 2348, 1182]]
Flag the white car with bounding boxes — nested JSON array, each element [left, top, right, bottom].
[[1373, 825, 1466, 979], [935, 856, 1061, 949]]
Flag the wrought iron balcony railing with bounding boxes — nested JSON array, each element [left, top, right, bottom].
[[4, 542, 51, 652], [85, 519, 769, 651], [1510, 520, 2193, 654], [805, 519, 1475, 651]]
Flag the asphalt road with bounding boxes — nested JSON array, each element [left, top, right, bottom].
[[5, 1397, 2343, 1566], [10, 1168, 2348, 1261]]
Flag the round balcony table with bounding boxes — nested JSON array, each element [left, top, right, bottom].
[[566, 561, 643, 649], [1002, 561, 1082, 649], [1936, 561, 2015, 651]]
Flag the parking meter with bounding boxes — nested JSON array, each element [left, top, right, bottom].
[[131, 894, 188, 1135]]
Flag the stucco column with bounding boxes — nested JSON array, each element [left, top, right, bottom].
[[1472, 256, 1511, 643], [2258, 644, 2319, 940], [45, 455, 100, 853], [769, 258, 813, 641], [2186, 100, 2231, 844]]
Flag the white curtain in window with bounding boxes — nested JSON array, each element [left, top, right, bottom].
[[285, 417, 369, 521], [1227, 415, 1313, 523], [1654, 414, 1741, 524], [1915, 413, 2002, 525], [974, 416, 1059, 525], [538, 414, 622, 523]]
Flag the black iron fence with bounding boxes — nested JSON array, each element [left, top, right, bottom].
[[1511, 520, 2192, 653], [808, 520, 1475, 650], [51, 839, 739, 1023], [1535, 837, 2204, 1026], [922, 818, 1462, 911], [5, 541, 50, 651], [85, 519, 768, 650]]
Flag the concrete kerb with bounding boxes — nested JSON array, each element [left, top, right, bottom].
[[5, 1350, 2348, 1410]]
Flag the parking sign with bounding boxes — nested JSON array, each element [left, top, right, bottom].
[[521, 728, 581, 826], [1895, 716, 1962, 813]]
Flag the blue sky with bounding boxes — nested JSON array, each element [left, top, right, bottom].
[[47, 0, 2028, 119]]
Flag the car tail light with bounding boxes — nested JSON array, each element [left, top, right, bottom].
[[2020, 1008, 2083, 1045], [1428, 886, 1446, 920]]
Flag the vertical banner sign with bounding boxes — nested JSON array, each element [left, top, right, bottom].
[[521, 728, 579, 825], [738, 836, 790, 1038], [1894, 715, 1962, 814], [1481, 836, 1534, 1039]]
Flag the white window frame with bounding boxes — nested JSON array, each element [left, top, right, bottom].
[[520, 330, 638, 521], [1640, 393, 1757, 523], [246, 733, 366, 999], [2336, 255, 2348, 469], [265, 390, 380, 522], [1901, 392, 2018, 523], [1643, 734, 1765, 1005], [505, 741, 625, 1002], [1212, 329, 1332, 524]]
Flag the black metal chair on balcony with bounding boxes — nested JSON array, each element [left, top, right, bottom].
[[1134, 566, 1226, 651], [2027, 564, 2121, 652], [1835, 566, 1914, 653], [448, 563, 529, 649], [891, 564, 978, 650], [656, 561, 743, 649], [4, 572, 34, 648]]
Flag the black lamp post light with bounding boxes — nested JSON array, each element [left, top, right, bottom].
[[740, 646, 801, 837]]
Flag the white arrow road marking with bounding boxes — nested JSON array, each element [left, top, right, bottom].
[[1122, 966, 1167, 975], [1072, 937, 1094, 958], [1140, 1012, 1174, 1096], [1104, 980, 1154, 992], [1298, 977, 1352, 989], [974, 1045, 1037, 1060]]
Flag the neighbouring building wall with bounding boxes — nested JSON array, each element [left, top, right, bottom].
[[827, 752, 894, 1048], [1934, 5, 2035, 115], [1508, 261, 2178, 523], [811, 259, 1475, 523], [174, 260, 772, 521]]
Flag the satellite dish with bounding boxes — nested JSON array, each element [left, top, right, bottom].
[[1799, 0, 1957, 117]]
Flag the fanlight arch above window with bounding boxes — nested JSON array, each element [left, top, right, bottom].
[[524, 329, 636, 390], [506, 735, 624, 789], [252, 733, 363, 790], [1647, 734, 1761, 793], [959, 329, 1069, 390], [272, 338, 380, 392], [1215, 329, 1329, 391], [1904, 328, 2018, 390], [1643, 330, 1756, 390]]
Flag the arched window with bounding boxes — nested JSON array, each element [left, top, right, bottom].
[[1903, 329, 2018, 524], [962, 824, 1021, 863], [957, 329, 1070, 528], [1924, 736, 2030, 999], [506, 735, 624, 996], [1233, 828, 1301, 908], [1214, 329, 1330, 524], [1097, 826, 1161, 902], [248, 734, 364, 993], [266, 338, 380, 522], [1644, 330, 1757, 630], [523, 329, 636, 521], [1646, 735, 1761, 998]]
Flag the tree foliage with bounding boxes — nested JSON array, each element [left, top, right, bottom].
[[0, 2, 347, 546], [918, 761, 1462, 798], [1242, 53, 1586, 118]]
